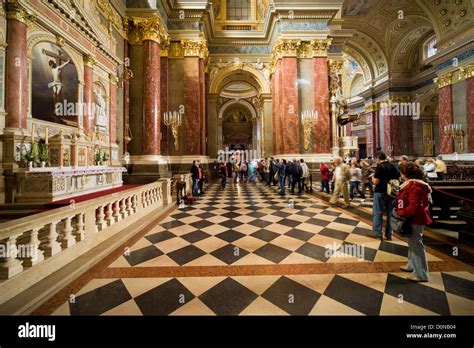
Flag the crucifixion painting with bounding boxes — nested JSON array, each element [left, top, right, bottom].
[[42, 48, 72, 106]]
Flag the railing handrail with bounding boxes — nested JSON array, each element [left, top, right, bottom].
[[0, 181, 161, 239], [431, 187, 474, 204]]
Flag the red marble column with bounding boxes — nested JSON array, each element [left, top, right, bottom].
[[5, 17, 27, 129], [199, 59, 206, 155], [281, 57, 299, 154], [142, 40, 161, 155], [183, 57, 201, 155], [467, 77, 474, 153], [83, 63, 93, 135], [383, 107, 402, 156], [109, 76, 117, 144], [123, 41, 130, 154], [312, 58, 330, 153], [438, 86, 454, 154], [271, 73, 277, 154], [160, 56, 169, 156]]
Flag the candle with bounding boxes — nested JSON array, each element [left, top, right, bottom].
[[45, 127, 49, 145], [31, 124, 35, 141]]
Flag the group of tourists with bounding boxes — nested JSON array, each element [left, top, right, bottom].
[[328, 152, 435, 282]]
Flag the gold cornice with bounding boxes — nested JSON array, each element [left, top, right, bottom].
[[168, 42, 184, 58], [181, 40, 209, 60], [365, 103, 379, 113], [434, 72, 453, 88], [464, 65, 474, 79], [6, 0, 35, 25], [109, 73, 119, 85], [310, 39, 332, 57], [83, 54, 97, 67]]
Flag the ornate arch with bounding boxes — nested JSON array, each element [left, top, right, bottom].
[[209, 65, 270, 94], [218, 98, 258, 120]]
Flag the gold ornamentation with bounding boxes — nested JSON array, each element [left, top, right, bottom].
[[56, 35, 65, 47], [109, 73, 119, 85], [365, 103, 379, 112], [434, 72, 453, 88], [181, 40, 209, 60], [94, 0, 124, 35], [310, 39, 332, 57], [6, 0, 35, 24], [329, 60, 344, 75], [83, 54, 97, 67], [127, 16, 169, 46]]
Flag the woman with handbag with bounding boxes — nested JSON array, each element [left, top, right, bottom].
[[396, 162, 433, 282]]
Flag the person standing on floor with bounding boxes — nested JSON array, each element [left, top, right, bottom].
[[219, 162, 228, 188], [396, 162, 432, 282], [329, 156, 351, 207], [349, 162, 366, 202], [274, 159, 287, 195], [371, 152, 399, 240], [360, 160, 374, 198], [291, 159, 303, 194], [300, 159, 310, 192], [435, 155, 447, 180], [320, 161, 330, 194], [198, 162, 205, 195], [190, 160, 200, 197]]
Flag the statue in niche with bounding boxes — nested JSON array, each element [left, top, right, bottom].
[[94, 89, 108, 131]]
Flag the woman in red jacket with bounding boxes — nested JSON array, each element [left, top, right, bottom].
[[396, 162, 433, 282]]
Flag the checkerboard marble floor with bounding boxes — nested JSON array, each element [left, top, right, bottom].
[[45, 181, 474, 316]]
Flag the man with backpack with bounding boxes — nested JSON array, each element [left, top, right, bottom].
[[371, 152, 400, 240]]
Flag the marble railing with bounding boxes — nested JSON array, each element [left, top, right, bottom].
[[0, 179, 172, 291]]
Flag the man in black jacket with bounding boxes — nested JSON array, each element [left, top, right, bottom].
[[190, 160, 200, 197]]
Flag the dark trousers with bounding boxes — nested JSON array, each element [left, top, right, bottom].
[[362, 182, 374, 197], [321, 179, 330, 194], [291, 176, 302, 193], [349, 181, 365, 199], [221, 176, 226, 188]]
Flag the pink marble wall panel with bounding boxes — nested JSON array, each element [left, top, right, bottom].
[[183, 57, 201, 155], [123, 42, 130, 154], [109, 80, 117, 144], [271, 72, 277, 154], [83, 66, 93, 135], [438, 86, 454, 154], [199, 59, 206, 155], [281, 57, 299, 154], [312, 58, 330, 154], [277, 61, 284, 155], [467, 77, 474, 153], [5, 19, 27, 129], [142, 40, 161, 155], [160, 57, 169, 156]]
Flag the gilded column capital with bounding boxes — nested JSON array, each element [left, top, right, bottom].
[[310, 39, 332, 57], [434, 72, 453, 88], [181, 40, 209, 60], [160, 39, 170, 57], [127, 16, 169, 46], [83, 54, 97, 67], [6, 0, 35, 24], [272, 39, 300, 58], [462, 64, 474, 80]]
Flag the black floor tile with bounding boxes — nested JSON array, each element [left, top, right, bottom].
[[124, 245, 163, 266], [210, 244, 249, 264], [160, 220, 185, 230], [295, 243, 330, 262], [145, 231, 176, 244], [254, 244, 292, 263], [285, 229, 314, 241], [199, 278, 258, 315], [218, 220, 244, 229], [305, 218, 330, 227], [320, 210, 341, 217], [319, 228, 350, 241], [379, 241, 409, 257], [69, 280, 132, 315], [181, 230, 211, 243], [324, 275, 383, 315], [441, 273, 474, 300], [385, 274, 450, 315], [248, 219, 273, 228], [262, 276, 321, 315], [352, 226, 373, 236], [134, 279, 195, 315], [167, 245, 206, 265], [334, 217, 359, 226], [277, 219, 302, 228], [215, 230, 246, 243], [189, 220, 214, 229], [251, 229, 281, 242], [222, 212, 241, 219]]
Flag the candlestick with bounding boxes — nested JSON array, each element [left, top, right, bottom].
[[45, 127, 49, 145]]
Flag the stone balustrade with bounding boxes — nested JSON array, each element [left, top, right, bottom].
[[0, 180, 171, 306]]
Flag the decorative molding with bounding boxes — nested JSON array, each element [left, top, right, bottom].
[[94, 0, 124, 36], [83, 54, 97, 68], [109, 73, 119, 85], [329, 60, 344, 75], [126, 16, 169, 47], [181, 40, 209, 61]]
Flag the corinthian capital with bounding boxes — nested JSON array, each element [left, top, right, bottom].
[[6, 0, 35, 24], [127, 15, 169, 46]]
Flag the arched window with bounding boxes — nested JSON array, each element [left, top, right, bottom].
[[226, 0, 250, 20], [424, 36, 437, 59]]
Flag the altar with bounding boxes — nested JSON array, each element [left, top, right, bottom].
[[15, 166, 126, 203]]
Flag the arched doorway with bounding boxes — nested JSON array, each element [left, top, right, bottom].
[[222, 105, 253, 151]]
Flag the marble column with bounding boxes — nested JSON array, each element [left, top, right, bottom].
[[383, 104, 402, 156], [271, 73, 277, 155], [366, 110, 379, 158], [199, 59, 206, 155], [5, 7, 27, 129], [160, 55, 169, 156], [313, 57, 330, 153], [109, 74, 118, 144], [438, 84, 454, 154], [123, 41, 130, 154], [281, 57, 299, 154], [142, 40, 161, 155], [467, 74, 474, 153], [83, 55, 95, 136], [183, 56, 201, 155]]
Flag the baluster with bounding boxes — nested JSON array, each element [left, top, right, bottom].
[[61, 216, 76, 248], [113, 200, 122, 222], [120, 198, 128, 218], [126, 196, 133, 215], [97, 206, 107, 231], [132, 195, 138, 213], [144, 191, 149, 207], [43, 220, 62, 257], [20, 226, 45, 267], [106, 203, 115, 225], [0, 234, 24, 279], [75, 213, 85, 241]]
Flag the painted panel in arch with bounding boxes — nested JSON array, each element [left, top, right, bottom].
[[422, 122, 433, 156], [0, 49, 4, 110]]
